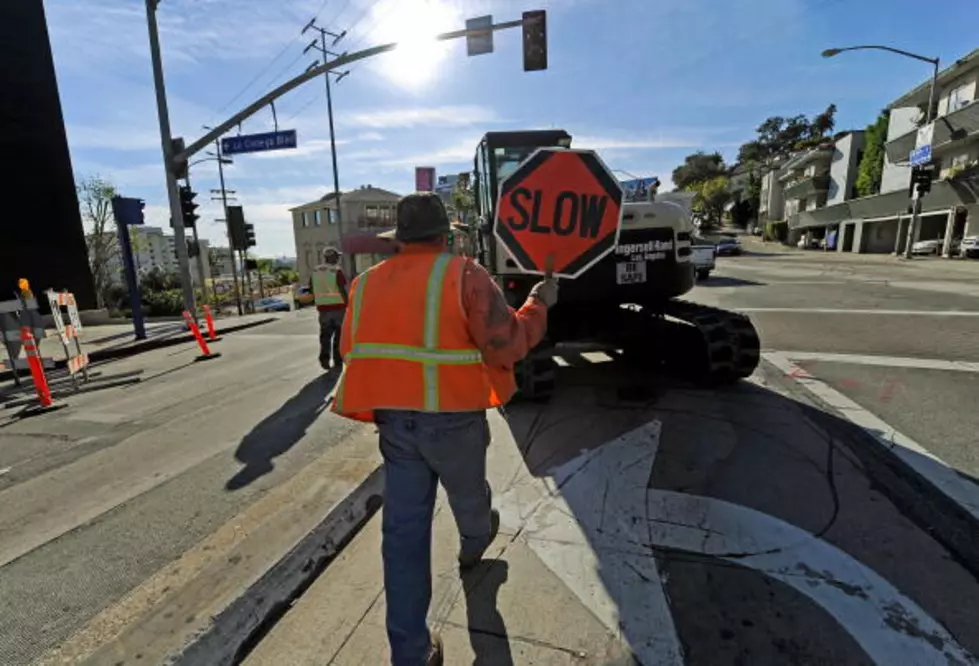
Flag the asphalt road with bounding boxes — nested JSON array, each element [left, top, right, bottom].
[[0, 312, 358, 666], [3, 244, 979, 665]]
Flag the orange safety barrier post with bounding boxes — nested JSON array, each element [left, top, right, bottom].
[[47, 290, 90, 388], [183, 311, 222, 362], [201, 304, 221, 342], [19, 326, 65, 415]]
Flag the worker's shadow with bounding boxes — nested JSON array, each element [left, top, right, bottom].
[[462, 559, 514, 666], [225, 371, 339, 491]]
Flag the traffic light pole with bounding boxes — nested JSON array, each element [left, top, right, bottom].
[[215, 139, 244, 316], [903, 189, 922, 259], [145, 0, 196, 315]]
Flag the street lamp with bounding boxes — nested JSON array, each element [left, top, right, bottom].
[[822, 44, 941, 259], [821, 45, 939, 124], [202, 126, 244, 315]]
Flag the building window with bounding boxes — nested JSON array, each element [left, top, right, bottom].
[[301, 211, 310, 227], [328, 208, 338, 224], [314, 209, 322, 226], [948, 84, 972, 114]]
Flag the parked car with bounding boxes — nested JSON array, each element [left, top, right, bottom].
[[960, 236, 979, 259], [293, 285, 314, 309], [911, 238, 944, 255], [254, 296, 291, 313], [714, 235, 742, 256]]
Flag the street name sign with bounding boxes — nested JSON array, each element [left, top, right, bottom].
[[494, 148, 624, 278], [909, 144, 932, 167], [221, 130, 297, 156]]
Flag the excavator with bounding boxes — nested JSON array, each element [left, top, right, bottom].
[[470, 129, 761, 399]]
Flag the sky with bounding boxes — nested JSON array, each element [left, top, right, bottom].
[[47, 0, 979, 257]]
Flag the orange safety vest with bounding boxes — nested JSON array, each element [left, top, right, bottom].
[[331, 251, 506, 422]]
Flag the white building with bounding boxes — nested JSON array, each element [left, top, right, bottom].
[[106, 226, 212, 286]]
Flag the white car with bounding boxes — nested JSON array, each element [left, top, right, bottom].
[[960, 236, 979, 259], [691, 237, 716, 280], [911, 239, 943, 255]]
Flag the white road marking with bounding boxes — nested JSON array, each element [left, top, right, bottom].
[[737, 307, 979, 316], [500, 420, 978, 666], [779, 352, 979, 374], [0, 467, 10, 478], [764, 351, 979, 525]]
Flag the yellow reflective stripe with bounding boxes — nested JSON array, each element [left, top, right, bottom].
[[348, 343, 481, 364], [334, 272, 367, 414], [423, 254, 453, 411]]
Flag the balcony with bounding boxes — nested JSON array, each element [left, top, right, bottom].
[[779, 145, 834, 178], [783, 174, 830, 200], [885, 101, 979, 164]]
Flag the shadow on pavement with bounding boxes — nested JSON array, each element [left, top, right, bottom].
[[225, 371, 339, 491], [461, 559, 513, 666], [697, 276, 765, 288], [500, 358, 979, 663]]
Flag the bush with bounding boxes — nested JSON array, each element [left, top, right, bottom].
[[141, 289, 184, 316], [764, 221, 788, 242]]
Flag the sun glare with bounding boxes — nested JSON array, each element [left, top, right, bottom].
[[369, 0, 460, 89]]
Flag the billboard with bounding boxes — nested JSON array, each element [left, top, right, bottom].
[[415, 166, 435, 192], [435, 173, 459, 202], [619, 177, 660, 203]]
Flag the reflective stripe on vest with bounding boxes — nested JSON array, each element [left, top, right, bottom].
[[312, 267, 344, 306], [335, 253, 483, 412]]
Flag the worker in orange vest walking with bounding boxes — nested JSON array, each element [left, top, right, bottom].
[[332, 193, 557, 665], [310, 245, 348, 371]]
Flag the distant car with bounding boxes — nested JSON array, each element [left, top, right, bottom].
[[960, 236, 979, 259], [293, 285, 314, 309], [255, 296, 291, 313], [911, 239, 943, 255], [715, 236, 742, 256]]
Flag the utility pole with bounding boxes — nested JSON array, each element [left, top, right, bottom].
[[210, 135, 244, 315], [303, 19, 350, 275], [145, 0, 196, 314]]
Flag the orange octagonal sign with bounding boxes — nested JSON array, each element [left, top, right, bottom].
[[494, 148, 624, 279]]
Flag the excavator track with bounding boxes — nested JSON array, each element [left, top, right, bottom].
[[662, 300, 761, 384]]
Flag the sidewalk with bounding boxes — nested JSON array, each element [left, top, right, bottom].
[[240, 361, 979, 664]]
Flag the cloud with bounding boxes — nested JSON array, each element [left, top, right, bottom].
[[574, 135, 708, 152], [345, 106, 500, 129]]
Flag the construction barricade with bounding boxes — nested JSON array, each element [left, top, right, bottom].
[[47, 290, 90, 388], [1, 286, 53, 386]]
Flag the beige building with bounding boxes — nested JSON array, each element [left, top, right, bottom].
[[291, 185, 401, 282]]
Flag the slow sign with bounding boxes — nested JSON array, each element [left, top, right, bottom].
[[494, 148, 624, 278]]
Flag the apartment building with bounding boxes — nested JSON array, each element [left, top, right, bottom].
[[779, 47, 979, 256], [105, 226, 212, 286], [290, 185, 401, 283]]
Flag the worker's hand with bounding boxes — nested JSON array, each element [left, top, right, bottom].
[[530, 278, 559, 308]]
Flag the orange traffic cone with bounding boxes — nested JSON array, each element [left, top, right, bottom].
[[183, 311, 221, 361]]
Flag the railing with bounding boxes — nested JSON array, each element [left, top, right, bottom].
[[884, 101, 979, 164]]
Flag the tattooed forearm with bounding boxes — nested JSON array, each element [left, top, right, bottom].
[[486, 334, 510, 350]]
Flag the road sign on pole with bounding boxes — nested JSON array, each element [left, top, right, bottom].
[[909, 144, 932, 167], [494, 148, 624, 278], [220, 130, 298, 156]]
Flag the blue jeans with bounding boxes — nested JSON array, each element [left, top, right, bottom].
[[376, 409, 493, 666]]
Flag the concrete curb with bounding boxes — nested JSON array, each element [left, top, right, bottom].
[[170, 466, 384, 666], [0, 318, 276, 383]]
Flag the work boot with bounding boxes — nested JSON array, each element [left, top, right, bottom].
[[319, 356, 330, 371], [459, 509, 500, 571], [426, 632, 443, 666]]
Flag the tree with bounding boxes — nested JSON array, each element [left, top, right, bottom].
[[688, 176, 731, 230], [809, 104, 837, 139], [78, 175, 119, 309], [446, 175, 476, 223], [855, 111, 890, 197], [672, 152, 726, 190]]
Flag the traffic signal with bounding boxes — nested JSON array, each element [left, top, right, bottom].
[[179, 185, 199, 228], [228, 205, 246, 250], [244, 258, 258, 271], [187, 239, 199, 258], [910, 166, 933, 198], [244, 223, 256, 248], [111, 196, 146, 226], [522, 10, 547, 72]]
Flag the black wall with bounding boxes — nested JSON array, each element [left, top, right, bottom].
[[0, 0, 97, 310]]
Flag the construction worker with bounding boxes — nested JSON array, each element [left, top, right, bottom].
[[310, 245, 348, 371], [332, 192, 557, 666]]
